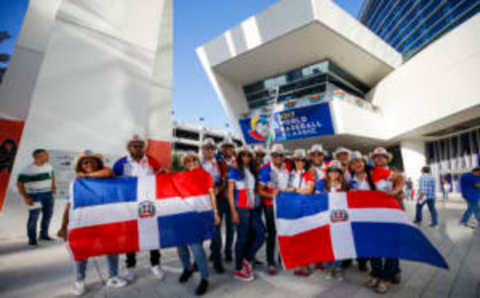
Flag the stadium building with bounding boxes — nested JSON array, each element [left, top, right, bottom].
[[197, 0, 480, 192]]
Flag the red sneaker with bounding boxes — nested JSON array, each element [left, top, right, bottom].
[[234, 268, 254, 282], [268, 266, 277, 276], [243, 259, 253, 275]]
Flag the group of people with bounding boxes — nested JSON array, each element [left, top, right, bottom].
[[15, 134, 480, 296]]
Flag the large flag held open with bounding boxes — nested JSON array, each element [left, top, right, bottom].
[[275, 191, 448, 270], [68, 169, 215, 261]]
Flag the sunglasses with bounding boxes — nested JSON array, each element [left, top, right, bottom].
[[271, 154, 284, 158], [81, 159, 97, 165]]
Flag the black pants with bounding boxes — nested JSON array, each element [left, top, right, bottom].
[[264, 205, 276, 266], [126, 250, 161, 268], [211, 197, 234, 265]]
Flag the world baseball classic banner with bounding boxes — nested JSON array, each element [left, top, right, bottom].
[[239, 102, 335, 144], [275, 191, 448, 270], [68, 169, 215, 261]]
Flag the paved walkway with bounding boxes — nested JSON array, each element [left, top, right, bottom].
[[0, 196, 479, 298]]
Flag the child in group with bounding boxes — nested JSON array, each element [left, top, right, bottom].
[[287, 149, 315, 276], [323, 161, 349, 280]]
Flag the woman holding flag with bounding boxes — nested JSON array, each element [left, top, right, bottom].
[[177, 151, 220, 296], [348, 151, 376, 272], [57, 150, 127, 296], [287, 149, 315, 276], [228, 146, 265, 282], [367, 147, 406, 294], [323, 160, 349, 281]]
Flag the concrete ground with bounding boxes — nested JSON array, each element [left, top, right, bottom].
[[0, 195, 479, 298]]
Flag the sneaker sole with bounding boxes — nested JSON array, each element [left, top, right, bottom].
[[234, 275, 254, 282]]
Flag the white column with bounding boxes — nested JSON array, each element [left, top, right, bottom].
[[400, 139, 426, 184], [6, 0, 171, 203]]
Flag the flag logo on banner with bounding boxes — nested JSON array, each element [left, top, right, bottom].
[[275, 191, 448, 270], [68, 169, 215, 261]]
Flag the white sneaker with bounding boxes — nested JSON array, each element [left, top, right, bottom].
[[124, 268, 135, 281], [106, 276, 128, 288], [73, 281, 86, 296], [151, 265, 166, 280]]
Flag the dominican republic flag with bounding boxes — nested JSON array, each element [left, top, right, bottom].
[[275, 191, 448, 270], [68, 169, 215, 261]]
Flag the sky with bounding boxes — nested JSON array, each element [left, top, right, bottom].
[[173, 0, 364, 133], [0, 0, 29, 66]]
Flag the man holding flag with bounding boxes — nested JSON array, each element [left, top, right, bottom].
[[113, 134, 167, 281]]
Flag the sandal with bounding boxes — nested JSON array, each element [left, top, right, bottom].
[[376, 281, 389, 294]]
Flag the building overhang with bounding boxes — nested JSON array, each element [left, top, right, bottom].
[[198, 0, 402, 88]]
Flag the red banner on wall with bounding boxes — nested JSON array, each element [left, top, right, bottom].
[[0, 119, 24, 212]]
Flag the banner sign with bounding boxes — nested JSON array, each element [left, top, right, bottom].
[[239, 102, 335, 144], [0, 119, 24, 212]]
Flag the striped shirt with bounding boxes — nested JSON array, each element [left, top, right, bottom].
[[17, 163, 54, 194]]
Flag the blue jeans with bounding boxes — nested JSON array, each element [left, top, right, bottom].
[[75, 255, 119, 281], [27, 192, 54, 241], [415, 200, 438, 225], [370, 258, 400, 281], [178, 243, 209, 279], [460, 200, 480, 224], [211, 197, 234, 265], [235, 208, 265, 270]]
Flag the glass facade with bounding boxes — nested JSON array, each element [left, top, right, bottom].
[[359, 0, 480, 58], [243, 60, 369, 109], [425, 128, 480, 192]]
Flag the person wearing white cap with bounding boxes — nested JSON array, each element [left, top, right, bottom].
[[258, 143, 290, 275], [200, 138, 228, 273], [209, 137, 236, 263], [366, 146, 405, 294], [286, 148, 315, 277], [177, 151, 220, 296], [348, 151, 375, 273], [333, 146, 353, 182], [57, 150, 127, 296], [308, 144, 329, 194], [219, 136, 237, 168], [113, 134, 166, 282], [253, 144, 267, 167]]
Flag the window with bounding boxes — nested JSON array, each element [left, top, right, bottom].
[[174, 129, 199, 141]]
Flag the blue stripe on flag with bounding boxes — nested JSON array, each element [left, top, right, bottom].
[[73, 177, 138, 209], [157, 211, 215, 248], [275, 192, 329, 219], [351, 222, 448, 269]]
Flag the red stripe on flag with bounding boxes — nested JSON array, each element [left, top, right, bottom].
[[278, 225, 334, 269], [173, 168, 212, 197], [347, 190, 402, 210], [69, 220, 139, 261], [156, 173, 181, 199], [237, 189, 247, 208]]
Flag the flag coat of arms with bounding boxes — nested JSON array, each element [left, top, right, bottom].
[[68, 169, 215, 261], [275, 191, 448, 270]]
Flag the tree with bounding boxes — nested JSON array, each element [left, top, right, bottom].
[[0, 30, 12, 84]]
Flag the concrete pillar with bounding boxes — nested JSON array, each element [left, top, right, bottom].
[[400, 139, 426, 185], [4, 0, 172, 207]]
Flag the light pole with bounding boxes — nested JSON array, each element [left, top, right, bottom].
[[265, 86, 280, 151]]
